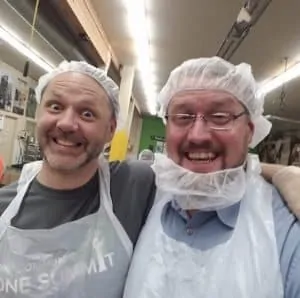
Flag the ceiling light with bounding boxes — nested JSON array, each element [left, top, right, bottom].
[[0, 25, 55, 72], [122, 0, 157, 115], [258, 61, 300, 97]]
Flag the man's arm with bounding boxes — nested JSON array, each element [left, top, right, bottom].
[[261, 163, 285, 183], [261, 163, 300, 219]]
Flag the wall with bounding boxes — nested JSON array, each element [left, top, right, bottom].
[[0, 60, 38, 166], [105, 100, 143, 161], [127, 106, 142, 160], [139, 116, 165, 153]]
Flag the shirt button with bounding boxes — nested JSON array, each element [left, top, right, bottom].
[[186, 228, 193, 235]]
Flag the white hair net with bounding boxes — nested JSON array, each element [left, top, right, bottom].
[[138, 149, 155, 165], [35, 60, 120, 119], [157, 56, 272, 148]]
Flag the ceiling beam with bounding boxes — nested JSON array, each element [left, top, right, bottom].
[[65, 0, 119, 69]]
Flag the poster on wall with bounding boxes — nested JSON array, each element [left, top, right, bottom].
[[25, 87, 37, 119], [257, 133, 300, 166], [13, 78, 27, 115], [0, 71, 13, 112], [155, 141, 166, 154], [151, 135, 167, 154], [289, 141, 300, 166]]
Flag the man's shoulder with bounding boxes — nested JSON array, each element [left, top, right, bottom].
[[109, 160, 156, 245], [269, 183, 300, 297], [0, 181, 18, 192], [269, 182, 300, 250], [109, 159, 156, 202], [0, 181, 18, 214], [270, 183, 298, 229], [109, 160, 155, 183]]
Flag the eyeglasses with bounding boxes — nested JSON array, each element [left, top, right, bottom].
[[165, 111, 248, 131]]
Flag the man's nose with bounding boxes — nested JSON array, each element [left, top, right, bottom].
[[56, 109, 79, 132], [186, 117, 212, 143]]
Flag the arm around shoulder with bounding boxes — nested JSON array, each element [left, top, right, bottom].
[[272, 166, 300, 219]]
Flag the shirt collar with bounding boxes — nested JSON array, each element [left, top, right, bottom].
[[217, 203, 240, 229], [171, 199, 240, 229]]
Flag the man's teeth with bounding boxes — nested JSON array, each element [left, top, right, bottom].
[[188, 152, 216, 160], [55, 139, 79, 147]]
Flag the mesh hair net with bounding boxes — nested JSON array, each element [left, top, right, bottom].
[[138, 149, 155, 165], [157, 56, 271, 148], [35, 60, 120, 119], [139, 149, 154, 160]]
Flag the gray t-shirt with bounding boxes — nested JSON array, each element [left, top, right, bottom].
[[0, 160, 156, 246]]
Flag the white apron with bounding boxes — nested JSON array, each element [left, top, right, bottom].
[[124, 161, 284, 298], [0, 158, 132, 298]]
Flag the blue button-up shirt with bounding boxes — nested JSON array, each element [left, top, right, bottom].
[[161, 186, 300, 297]]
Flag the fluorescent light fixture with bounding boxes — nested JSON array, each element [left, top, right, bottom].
[[258, 61, 300, 97], [0, 25, 55, 72], [122, 0, 157, 115]]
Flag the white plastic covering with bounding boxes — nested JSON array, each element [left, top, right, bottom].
[[124, 154, 283, 298], [0, 157, 132, 297]]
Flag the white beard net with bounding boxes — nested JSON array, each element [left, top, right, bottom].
[[152, 153, 250, 211]]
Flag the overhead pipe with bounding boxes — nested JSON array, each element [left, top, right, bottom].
[[266, 115, 300, 125], [23, 0, 40, 77], [217, 0, 273, 60], [4, 0, 90, 63]]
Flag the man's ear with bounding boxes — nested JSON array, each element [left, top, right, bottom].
[[105, 118, 117, 143], [247, 120, 255, 145]]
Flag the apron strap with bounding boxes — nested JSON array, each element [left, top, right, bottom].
[[98, 156, 133, 256]]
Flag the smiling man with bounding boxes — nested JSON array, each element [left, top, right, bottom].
[[124, 57, 300, 297], [36, 71, 117, 187], [165, 90, 252, 173], [0, 61, 155, 298]]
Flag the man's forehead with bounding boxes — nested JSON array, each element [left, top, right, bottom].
[[44, 72, 108, 98], [168, 89, 240, 109]]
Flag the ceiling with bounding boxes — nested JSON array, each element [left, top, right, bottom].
[[0, 0, 300, 132], [231, 0, 300, 122], [90, 0, 300, 129], [0, 0, 109, 80], [91, 0, 244, 113], [0, 0, 62, 80]]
